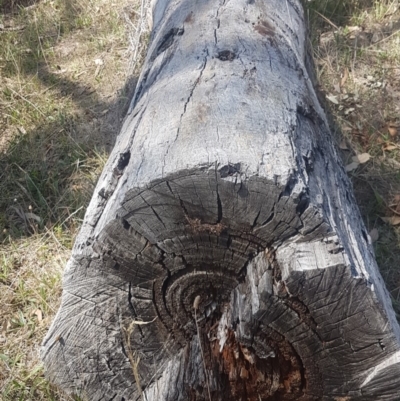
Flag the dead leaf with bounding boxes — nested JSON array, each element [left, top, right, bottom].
[[326, 94, 339, 105], [389, 194, 400, 213], [17, 126, 26, 135], [344, 107, 355, 115], [345, 161, 359, 172], [382, 143, 398, 151], [352, 153, 371, 164], [33, 309, 43, 322], [369, 228, 379, 243], [388, 125, 398, 138], [381, 216, 400, 226]]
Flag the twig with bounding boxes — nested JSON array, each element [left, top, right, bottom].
[[58, 206, 84, 227], [313, 10, 339, 30], [0, 24, 26, 32], [120, 317, 157, 400], [193, 296, 212, 401], [122, 322, 142, 400]]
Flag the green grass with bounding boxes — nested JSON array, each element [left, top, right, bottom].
[[0, 122, 106, 239], [0, 235, 70, 400], [0, 0, 145, 399]]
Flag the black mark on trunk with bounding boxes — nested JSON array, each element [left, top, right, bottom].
[[156, 27, 184, 57], [217, 50, 237, 61]]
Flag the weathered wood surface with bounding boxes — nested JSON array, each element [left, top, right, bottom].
[[42, 0, 400, 400]]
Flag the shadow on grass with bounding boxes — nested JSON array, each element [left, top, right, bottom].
[[0, 72, 137, 240], [0, 0, 138, 240], [0, 0, 39, 14], [304, 0, 375, 28]]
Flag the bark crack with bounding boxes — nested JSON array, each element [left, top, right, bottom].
[[213, 0, 224, 45], [162, 52, 208, 175]]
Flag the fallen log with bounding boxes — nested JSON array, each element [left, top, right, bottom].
[[42, 0, 400, 399]]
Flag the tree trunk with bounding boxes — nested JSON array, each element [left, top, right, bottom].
[[41, 0, 400, 400]]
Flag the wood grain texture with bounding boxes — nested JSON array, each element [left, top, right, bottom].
[[42, 0, 400, 399]]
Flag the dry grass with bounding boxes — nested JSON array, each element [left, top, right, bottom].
[[0, 234, 72, 400], [0, 0, 150, 399], [305, 0, 400, 319]]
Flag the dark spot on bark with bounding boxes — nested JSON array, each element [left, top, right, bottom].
[[122, 219, 131, 230], [254, 20, 275, 37], [247, 0, 255, 4], [296, 193, 309, 215], [297, 104, 316, 124], [280, 177, 297, 199], [117, 151, 131, 171], [302, 155, 313, 173], [219, 163, 241, 178], [98, 187, 109, 199], [156, 27, 184, 57], [217, 50, 236, 61]]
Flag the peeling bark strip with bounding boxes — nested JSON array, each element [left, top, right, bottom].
[[42, 0, 400, 400]]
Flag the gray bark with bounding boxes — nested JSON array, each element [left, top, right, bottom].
[[41, 0, 400, 400]]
